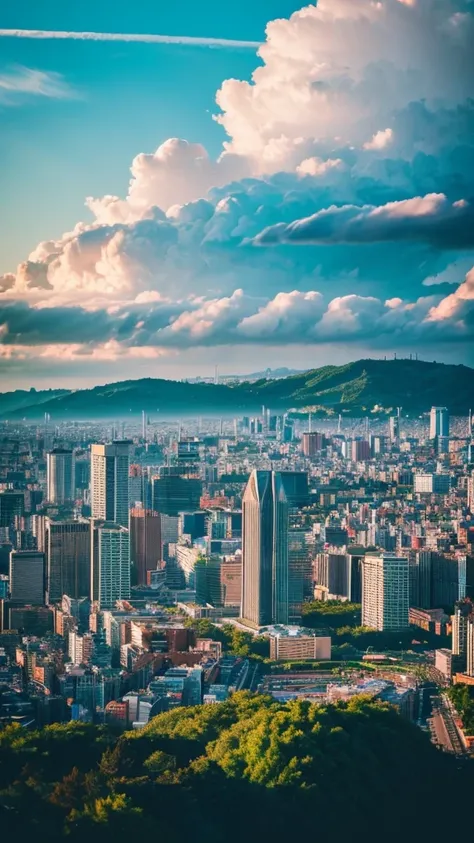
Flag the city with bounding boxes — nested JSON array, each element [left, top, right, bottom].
[[0, 403, 473, 750], [2, 0, 474, 838]]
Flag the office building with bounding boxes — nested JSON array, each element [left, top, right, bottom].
[[451, 600, 472, 668], [45, 519, 91, 603], [302, 432, 324, 457], [352, 439, 371, 462], [430, 406, 449, 439], [46, 448, 75, 504], [90, 441, 131, 529], [9, 550, 45, 605], [178, 511, 207, 542], [315, 550, 350, 600], [288, 529, 313, 623], [130, 508, 161, 585], [362, 554, 409, 631], [0, 491, 24, 527], [280, 471, 309, 509], [241, 470, 289, 627], [269, 628, 331, 661], [414, 473, 450, 495], [152, 473, 202, 517], [389, 415, 400, 446], [91, 522, 130, 609]]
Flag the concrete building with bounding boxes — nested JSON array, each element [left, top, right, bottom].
[[302, 433, 324, 457], [241, 470, 289, 627], [90, 441, 131, 529], [430, 406, 449, 439], [414, 473, 450, 495], [45, 519, 91, 602], [269, 627, 331, 661], [9, 550, 45, 605], [46, 449, 75, 504], [362, 554, 409, 631], [91, 521, 130, 609], [130, 508, 161, 585]]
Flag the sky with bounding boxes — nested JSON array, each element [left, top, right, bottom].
[[1, 0, 474, 389]]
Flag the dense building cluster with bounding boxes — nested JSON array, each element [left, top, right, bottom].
[[0, 404, 474, 728]]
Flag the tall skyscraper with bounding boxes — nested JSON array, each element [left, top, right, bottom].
[[241, 470, 289, 627], [46, 448, 75, 503], [91, 521, 130, 609], [429, 406, 449, 439], [45, 519, 91, 602], [362, 553, 409, 631], [90, 441, 131, 528], [389, 415, 399, 446], [130, 508, 161, 585], [288, 528, 313, 623], [9, 550, 45, 605], [0, 491, 24, 527]]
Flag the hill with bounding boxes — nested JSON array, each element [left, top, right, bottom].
[[0, 692, 471, 842], [1, 358, 473, 419]]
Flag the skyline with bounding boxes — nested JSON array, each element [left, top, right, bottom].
[[1, 0, 474, 389]]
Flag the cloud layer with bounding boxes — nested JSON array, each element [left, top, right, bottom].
[[2, 0, 474, 378]]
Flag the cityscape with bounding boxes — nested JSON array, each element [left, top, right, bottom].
[[2, 0, 474, 839]]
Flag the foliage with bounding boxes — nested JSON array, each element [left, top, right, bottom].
[[184, 618, 270, 660], [0, 691, 472, 842], [302, 600, 361, 630], [446, 684, 474, 734]]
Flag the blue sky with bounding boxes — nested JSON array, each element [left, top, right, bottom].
[[0, 1, 302, 269], [1, 0, 474, 389]]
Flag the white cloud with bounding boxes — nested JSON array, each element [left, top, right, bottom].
[[0, 65, 74, 104], [0, 29, 260, 49], [363, 128, 393, 150]]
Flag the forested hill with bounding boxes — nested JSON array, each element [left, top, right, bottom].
[[2, 358, 474, 419], [0, 692, 472, 843]]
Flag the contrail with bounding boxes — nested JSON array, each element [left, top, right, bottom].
[[0, 28, 260, 49]]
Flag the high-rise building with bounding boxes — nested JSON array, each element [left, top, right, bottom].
[[468, 472, 474, 514], [362, 554, 409, 631], [130, 508, 161, 585], [302, 432, 324, 457], [451, 600, 472, 667], [152, 473, 202, 517], [0, 491, 24, 527], [389, 415, 400, 446], [45, 519, 91, 603], [351, 439, 371, 462], [90, 441, 131, 529], [280, 471, 309, 509], [9, 550, 45, 605], [46, 448, 75, 504], [288, 529, 313, 623], [241, 470, 289, 627], [467, 615, 474, 678], [91, 522, 130, 609], [430, 406, 449, 439], [414, 473, 450, 495]]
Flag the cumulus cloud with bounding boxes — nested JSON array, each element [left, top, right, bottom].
[[2, 0, 474, 375], [254, 194, 474, 248]]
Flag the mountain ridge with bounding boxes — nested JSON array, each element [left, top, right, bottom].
[[1, 358, 473, 419]]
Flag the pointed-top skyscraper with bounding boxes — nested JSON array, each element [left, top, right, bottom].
[[241, 470, 288, 627]]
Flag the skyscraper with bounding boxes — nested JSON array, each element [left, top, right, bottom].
[[241, 470, 289, 627], [9, 550, 45, 605], [362, 553, 409, 631], [46, 448, 75, 503], [91, 521, 130, 609], [45, 519, 91, 602], [429, 406, 449, 439], [152, 473, 202, 517], [389, 415, 399, 446], [90, 441, 131, 528], [130, 508, 161, 585], [302, 432, 324, 457]]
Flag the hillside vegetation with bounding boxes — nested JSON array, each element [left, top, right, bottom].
[[0, 692, 471, 842], [2, 358, 474, 418]]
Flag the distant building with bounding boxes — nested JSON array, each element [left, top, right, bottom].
[[430, 407, 449, 439], [9, 550, 45, 605], [90, 441, 131, 529], [45, 520, 91, 603], [91, 521, 130, 609], [130, 508, 161, 585], [302, 433, 324, 457], [362, 554, 409, 631], [414, 473, 450, 495], [46, 448, 75, 504]]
